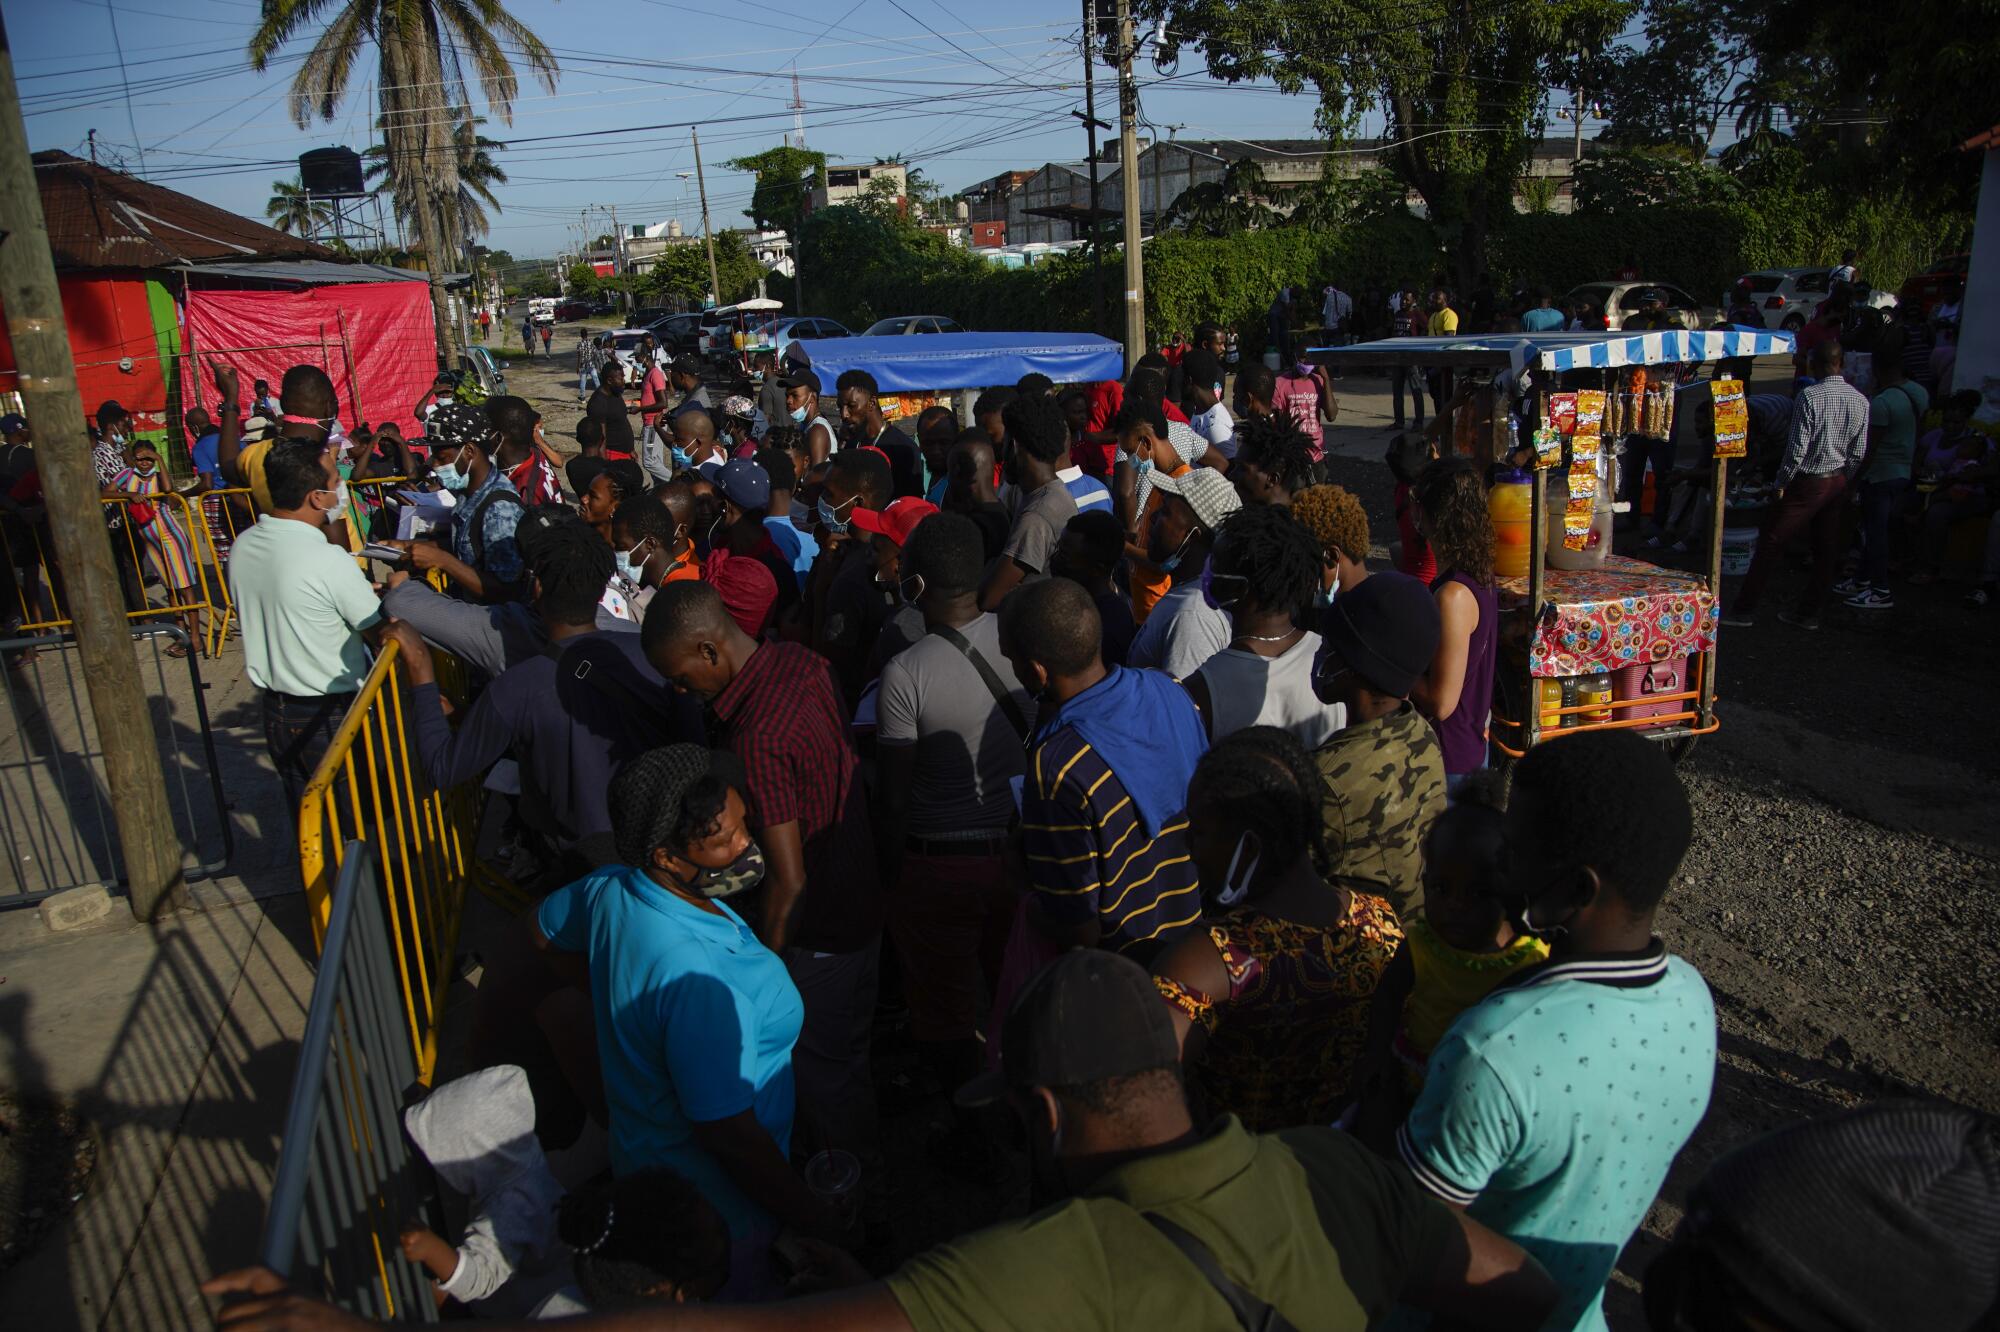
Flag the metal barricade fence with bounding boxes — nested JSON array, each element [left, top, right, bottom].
[[298, 638, 474, 1086], [0, 624, 231, 906], [260, 839, 439, 1322], [2, 493, 228, 656]]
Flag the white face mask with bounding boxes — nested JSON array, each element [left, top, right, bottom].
[[1215, 831, 1261, 907]]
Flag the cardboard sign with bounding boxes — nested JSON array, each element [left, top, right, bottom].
[[1711, 378, 1748, 459]]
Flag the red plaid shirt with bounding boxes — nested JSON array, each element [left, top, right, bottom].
[[710, 641, 880, 952]]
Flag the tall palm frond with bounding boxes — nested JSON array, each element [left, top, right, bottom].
[[265, 178, 330, 234]]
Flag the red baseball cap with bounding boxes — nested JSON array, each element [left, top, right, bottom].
[[848, 497, 939, 546]]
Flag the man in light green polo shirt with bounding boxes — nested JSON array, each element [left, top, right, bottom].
[[226, 436, 385, 815]]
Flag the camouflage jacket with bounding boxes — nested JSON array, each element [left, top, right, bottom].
[[1314, 702, 1445, 921]]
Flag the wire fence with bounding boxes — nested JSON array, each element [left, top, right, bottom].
[[0, 624, 231, 906]]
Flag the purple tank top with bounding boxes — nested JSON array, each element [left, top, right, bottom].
[[1430, 570, 1498, 775]]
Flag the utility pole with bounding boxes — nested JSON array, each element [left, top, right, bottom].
[[1114, 0, 1145, 368], [1076, 0, 1107, 337], [1571, 87, 1585, 164], [0, 13, 183, 921], [692, 129, 722, 307]]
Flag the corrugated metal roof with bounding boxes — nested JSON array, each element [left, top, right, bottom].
[[32, 150, 337, 271]]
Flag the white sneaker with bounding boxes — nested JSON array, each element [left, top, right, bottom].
[[1844, 587, 1894, 610], [1831, 577, 1866, 598]]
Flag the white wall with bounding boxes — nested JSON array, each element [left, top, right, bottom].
[[1955, 147, 2000, 402]]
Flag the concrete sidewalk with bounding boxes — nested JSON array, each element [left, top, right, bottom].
[[0, 627, 321, 1329]]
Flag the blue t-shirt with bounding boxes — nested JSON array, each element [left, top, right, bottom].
[[1520, 307, 1567, 333], [1060, 466, 1113, 513], [191, 429, 221, 483], [1397, 947, 1715, 1332], [537, 867, 805, 1238], [763, 514, 818, 590]]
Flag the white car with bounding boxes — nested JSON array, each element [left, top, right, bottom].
[[1727, 268, 1835, 332], [1562, 281, 1710, 331], [602, 328, 659, 379]]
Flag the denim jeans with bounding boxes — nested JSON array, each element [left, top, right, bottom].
[[1392, 366, 1426, 427], [1856, 475, 1909, 587], [260, 688, 356, 822]]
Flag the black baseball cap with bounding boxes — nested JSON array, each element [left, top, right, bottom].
[[956, 951, 1180, 1107], [780, 371, 821, 395]]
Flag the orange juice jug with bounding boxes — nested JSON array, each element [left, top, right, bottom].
[[1488, 468, 1533, 579]]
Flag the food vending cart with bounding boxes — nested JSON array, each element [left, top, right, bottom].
[[1307, 326, 1795, 761], [703, 298, 785, 376]]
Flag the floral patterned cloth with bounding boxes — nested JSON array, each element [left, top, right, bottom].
[[1154, 888, 1403, 1131], [1497, 555, 1718, 678]]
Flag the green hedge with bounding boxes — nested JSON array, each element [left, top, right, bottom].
[[1491, 196, 1970, 307]]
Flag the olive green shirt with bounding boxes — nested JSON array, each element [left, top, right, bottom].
[[1315, 702, 1446, 921], [886, 1116, 1456, 1331]]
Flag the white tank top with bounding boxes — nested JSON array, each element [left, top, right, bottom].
[[1193, 630, 1347, 748]]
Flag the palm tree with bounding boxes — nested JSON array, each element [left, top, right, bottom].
[[248, 0, 557, 361], [266, 178, 330, 235], [365, 110, 508, 248]]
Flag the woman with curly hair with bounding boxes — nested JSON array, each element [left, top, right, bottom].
[[1408, 456, 1498, 782]]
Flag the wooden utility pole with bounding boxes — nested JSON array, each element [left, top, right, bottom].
[[1077, 0, 1108, 337], [1114, 0, 1145, 369], [692, 129, 722, 308], [0, 13, 184, 920]]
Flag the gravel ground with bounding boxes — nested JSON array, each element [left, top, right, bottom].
[[493, 345, 2000, 1323]]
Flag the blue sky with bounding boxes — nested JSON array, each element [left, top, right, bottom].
[[16, 0, 1609, 258]]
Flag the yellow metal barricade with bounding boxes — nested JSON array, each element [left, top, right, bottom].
[[344, 474, 410, 561], [297, 638, 476, 1085], [6, 494, 225, 654], [198, 486, 255, 657]]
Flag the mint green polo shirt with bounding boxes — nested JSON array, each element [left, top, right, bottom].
[[1398, 942, 1716, 1332], [887, 1116, 1457, 1330], [226, 513, 382, 696]]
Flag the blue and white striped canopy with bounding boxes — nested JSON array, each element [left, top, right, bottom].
[[1307, 327, 1796, 376]]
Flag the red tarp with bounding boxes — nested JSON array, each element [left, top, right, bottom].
[[0, 275, 169, 430], [180, 282, 438, 437]]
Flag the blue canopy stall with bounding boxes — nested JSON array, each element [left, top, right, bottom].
[[798, 331, 1124, 395], [1307, 327, 1799, 761]]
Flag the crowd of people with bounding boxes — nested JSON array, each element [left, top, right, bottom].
[[159, 321, 2000, 1332]]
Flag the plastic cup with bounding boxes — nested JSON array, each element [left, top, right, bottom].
[[804, 1148, 861, 1227]]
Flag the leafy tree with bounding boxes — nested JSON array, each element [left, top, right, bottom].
[[1161, 159, 1286, 236], [365, 111, 509, 248], [1571, 144, 1740, 213], [724, 145, 828, 231], [639, 233, 766, 305], [1142, 0, 1632, 289], [566, 263, 602, 297], [265, 178, 329, 235], [1593, 0, 1754, 152], [249, 0, 557, 360], [1732, 0, 1999, 203]]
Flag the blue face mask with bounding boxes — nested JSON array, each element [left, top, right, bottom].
[[1157, 529, 1195, 574], [1199, 560, 1245, 611], [1135, 455, 1155, 478], [816, 495, 855, 535], [670, 446, 692, 472], [790, 404, 809, 425], [434, 452, 474, 492], [613, 537, 651, 586]]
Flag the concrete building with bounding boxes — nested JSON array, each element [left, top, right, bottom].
[[810, 161, 909, 212], [967, 136, 1597, 240]]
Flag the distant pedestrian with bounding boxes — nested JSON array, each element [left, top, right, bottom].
[[539, 323, 553, 357], [521, 316, 534, 354], [478, 308, 491, 342]]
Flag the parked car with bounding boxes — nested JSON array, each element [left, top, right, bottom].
[[458, 345, 508, 399], [646, 310, 711, 357], [554, 298, 593, 322], [630, 305, 677, 329], [860, 315, 967, 336], [1897, 253, 1969, 319], [1724, 268, 1834, 331], [1561, 281, 1709, 331], [768, 316, 855, 359], [594, 328, 660, 380]]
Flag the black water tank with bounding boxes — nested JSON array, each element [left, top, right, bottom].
[[298, 147, 364, 198]]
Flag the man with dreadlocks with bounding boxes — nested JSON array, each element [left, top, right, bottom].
[[1230, 413, 1319, 509], [1182, 504, 1344, 748], [1152, 726, 1404, 1131], [389, 509, 701, 872]]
